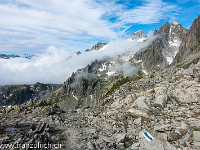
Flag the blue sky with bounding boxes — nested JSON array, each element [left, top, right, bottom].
[[0, 0, 199, 54]]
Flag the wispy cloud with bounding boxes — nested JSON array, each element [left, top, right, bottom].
[[0, 0, 179, 53], [116, 0, 178, 24], [0, 0, 117, 52]]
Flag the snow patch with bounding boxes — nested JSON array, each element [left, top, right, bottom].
[[135, 30, 142, 33], [136, 60, 142, 63], [99, 63, 107, 72], [166, 57, 173, 65], [106, 71, 115, 76], [138, 38, 147, 43], [142, 70, 148, 75], [72, 93, 78, 101], [174, 49, 179, 55], [121, 55, 131, 61], [99, 44, 109, 51], [168, 40, 181, 47]]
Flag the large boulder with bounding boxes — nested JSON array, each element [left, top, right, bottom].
[[139, 130, 176, 150], [173, 87, 200, 103], [127, 108, 149, 119], [152, 86, 168, 108], [124, 94, 137, 105], [131, 96, 153, 112], [154, 87, 167, 97], [154, 124, 172, 132], [192, 131, 200, 142], [153, 94, 168, 108]]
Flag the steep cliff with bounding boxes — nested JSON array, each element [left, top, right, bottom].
[[173, 15, 200, 66]]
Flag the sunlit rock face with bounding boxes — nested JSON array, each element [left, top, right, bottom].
[[173, 15, 200, 65]]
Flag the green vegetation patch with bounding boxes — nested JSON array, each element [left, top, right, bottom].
[[100, 76, 142, 100]]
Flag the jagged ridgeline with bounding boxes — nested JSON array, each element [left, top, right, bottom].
[[45, 16, 200, 112]]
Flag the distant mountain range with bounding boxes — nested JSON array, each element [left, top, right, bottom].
[[0, 53, 34, 59]]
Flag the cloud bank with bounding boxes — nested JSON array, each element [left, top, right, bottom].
[[113, 62, 139, 77], [0, 35, 156, 85]]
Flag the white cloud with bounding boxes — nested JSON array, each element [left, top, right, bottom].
[[0, 0, 179, 53], [0, 0, 117, 52], [116, 0, 178, 24], [0, 34, 156, 85], [113, 61, 139, 77]]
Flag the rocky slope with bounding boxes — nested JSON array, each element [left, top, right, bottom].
[[0, 57, 199, 150], [0, 16, 200, 150]]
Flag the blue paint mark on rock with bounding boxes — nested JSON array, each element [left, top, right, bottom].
[[144, 132, 153, 140], [143, 132, 154, 142]]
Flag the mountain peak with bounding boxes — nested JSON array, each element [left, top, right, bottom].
[[165, 21, 170, 24], [171, 20, 180, 25], [90, 42, 107, 51], [163, 22, 170, 27], [129, 30, 147, 39]]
